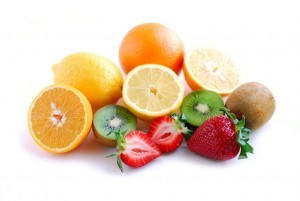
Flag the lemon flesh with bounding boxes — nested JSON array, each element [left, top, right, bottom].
[[122, 64, 184, 121]]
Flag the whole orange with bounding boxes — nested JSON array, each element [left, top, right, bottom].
[[119, 23, 184, 74]]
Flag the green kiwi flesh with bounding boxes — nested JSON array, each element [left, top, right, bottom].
[[181, 90, 224, 126], [93, 104, 137, 146]]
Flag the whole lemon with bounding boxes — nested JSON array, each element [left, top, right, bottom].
[[52, 52, 123, 112]]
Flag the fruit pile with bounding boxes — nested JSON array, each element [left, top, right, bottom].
[[28, 23, 276, 172]]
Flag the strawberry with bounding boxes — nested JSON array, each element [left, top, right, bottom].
[[187, 108, 253, 160], [107, 130, 161, 172], [148, 114, 192, 153]]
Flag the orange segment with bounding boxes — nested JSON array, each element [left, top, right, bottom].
[[122, 64, 184, 121], [28, 85, 93, 153], [184, 48, 239, 95]]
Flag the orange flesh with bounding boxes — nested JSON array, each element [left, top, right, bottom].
[[30, 87, 86, 149]]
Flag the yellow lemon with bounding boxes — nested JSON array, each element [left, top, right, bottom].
[[122, 64, 184, 121], [52, 52, 123, 112]]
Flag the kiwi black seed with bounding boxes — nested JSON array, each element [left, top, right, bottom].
[[93, 104, 137, 146], [180, 90, 224, 126]]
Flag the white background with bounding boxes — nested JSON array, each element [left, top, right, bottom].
[[1, 0, 299, 201]]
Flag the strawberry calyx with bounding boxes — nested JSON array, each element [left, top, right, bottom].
[[220, 107, 254, 159], [106, 130, 127, 173], [171, 113, 193, 140]]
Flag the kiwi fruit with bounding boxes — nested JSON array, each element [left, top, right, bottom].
[[93, 104, 137, 146], [225, 82, 275, 130], [181, 90, 224, 126]]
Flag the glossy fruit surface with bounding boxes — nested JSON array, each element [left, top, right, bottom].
[[119, 23, 184, 74], [53, 52, 123, 112], [187, 108, 253, 160]]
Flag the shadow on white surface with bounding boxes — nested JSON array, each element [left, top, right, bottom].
[[21, 124, 245, 175], [21, 129, 119, 173]]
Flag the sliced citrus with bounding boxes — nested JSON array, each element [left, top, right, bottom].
[[28, 84, 93, 153], [122, 64, 184, 121], [183, 48, 239, 95]]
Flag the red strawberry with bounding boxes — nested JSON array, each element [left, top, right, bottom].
[[148, 114, 192, 153], [107, 130, 161, 172], [187, 108, 253, 160]]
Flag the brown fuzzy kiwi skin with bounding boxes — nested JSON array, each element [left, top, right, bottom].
[[225, 82, 275, 130], [92, 126, 117, 147]]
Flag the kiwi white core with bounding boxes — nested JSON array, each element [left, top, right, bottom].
[[110, 117, 122, 128], [195, 103, 210, 114]]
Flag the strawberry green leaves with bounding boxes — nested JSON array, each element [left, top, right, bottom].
[[220, 107, 253, 159]]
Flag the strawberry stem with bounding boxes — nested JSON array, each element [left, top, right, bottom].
[[171, 113, 194, 140], [106, 153, 124, 173], [106, 130, 127, 173], [220, 107, 253, 159]]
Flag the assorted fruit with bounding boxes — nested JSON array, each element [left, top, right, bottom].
[[28, 22, 276, 172]]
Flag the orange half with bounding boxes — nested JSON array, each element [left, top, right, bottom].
[[28, 84, 93, 153], [184, 48, 239, 95]]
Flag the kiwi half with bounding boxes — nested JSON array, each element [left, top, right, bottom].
[[93, 104, 137, 146], [181, 90, 224, 126]]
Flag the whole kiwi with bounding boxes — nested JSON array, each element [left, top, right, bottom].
[[225, 82, 275, 130]]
